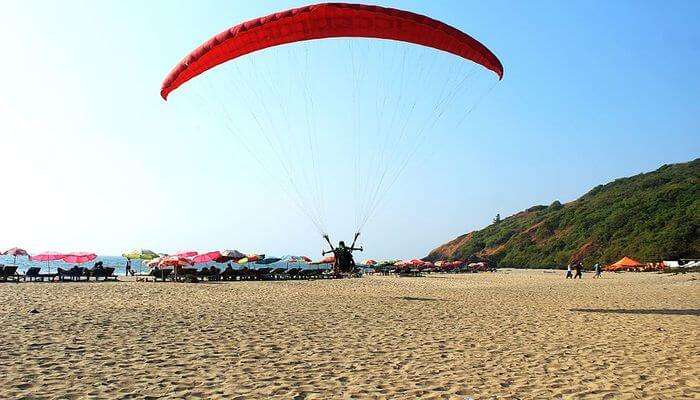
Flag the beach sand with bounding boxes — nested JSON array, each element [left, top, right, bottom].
[[1, 270, 698, 399]]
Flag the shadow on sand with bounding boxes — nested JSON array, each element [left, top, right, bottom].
[[398, 296, 442, 302], [570, 308, 700, 316]]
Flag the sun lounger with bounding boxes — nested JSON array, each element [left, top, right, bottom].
[[0, 266, 20, 282], [57, 267, 72, 282], [23, 267, 41, 282], [56, 267, 88, 282], [255, 267, 272, 280], [149, 268, 172, 282], [285, 267, 301, 279], [299, 268, 319, 279], [91, 267, 117, 281], [197, 267, 221, 281], [22, 267, 57, 282], [221, 267, 238, 281], [269, 267, 287, 279]]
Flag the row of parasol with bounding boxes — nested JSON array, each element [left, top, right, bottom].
[[360, 259, 468, 270], [122, 249, 318, 272], [1, 247, 98, 273]]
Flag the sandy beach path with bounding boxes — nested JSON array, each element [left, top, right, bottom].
[[1, 270, 698, 399]]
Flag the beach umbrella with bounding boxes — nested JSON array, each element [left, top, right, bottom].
[[175, 251, 198, 258], [221, 249, 245, 259], [145, 257, 162, 270], [30, 251, 66, 274], [62, 252, 97, 264], [246, 254, 263, 262], [122, 249, 159, 274], [256, 257, 281, 265], [2, 247, 29, 265], [191, 251, 222, 264], [122, 249, 158, 260], [158, 256, 193, 268], [213, 249, 244, 263], [362, 259, 377, 266], [282, 255, 310, 264], [312, 255, 335, 265], [159, 255, 194, 281]]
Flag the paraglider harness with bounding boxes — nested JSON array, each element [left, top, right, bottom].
[[323, 233, 363, 274]]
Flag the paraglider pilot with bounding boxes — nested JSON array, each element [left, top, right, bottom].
[[323, 233, 363, 273]]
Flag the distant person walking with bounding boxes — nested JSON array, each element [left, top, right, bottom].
[[593, 263, 602, 278], [566, 264, 573, 279], [574, 262, 583, 279], [125, 259, 132, 276]]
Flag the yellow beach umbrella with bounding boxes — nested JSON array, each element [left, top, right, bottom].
[[122, 249, 159, 260], [123, 249, 159, 274]]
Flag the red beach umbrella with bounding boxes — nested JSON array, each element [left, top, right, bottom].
[[175, 251, 198, 258], [30, 251, 66, 274], [158, 256, 194, 268], [2, 247, 29, 265], [62, 252, 97, 264], [191, 251, 222, 264]]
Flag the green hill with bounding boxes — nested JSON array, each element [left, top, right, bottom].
[[425, 158, 700, 267]]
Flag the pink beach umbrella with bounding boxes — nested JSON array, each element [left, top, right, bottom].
[[175, 251, 198, 258], [2, 247, 29, 265], [191, 251, 222, 264], [62, 252, 97, 264], [30, 251, 67, 274]]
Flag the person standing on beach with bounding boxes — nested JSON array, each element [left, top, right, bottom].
[[566, 264, 573, 279], [593, 263, 602, 278], [125, 259, 132, 276], [574, 262, 583, 279]]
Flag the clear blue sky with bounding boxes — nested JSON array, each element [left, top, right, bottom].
[[1, 0, 698, 260]]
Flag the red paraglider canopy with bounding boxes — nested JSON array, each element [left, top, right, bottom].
[[161, 2, 503, 99]]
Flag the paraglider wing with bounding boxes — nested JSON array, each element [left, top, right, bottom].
[[161, 2, 503, 99]]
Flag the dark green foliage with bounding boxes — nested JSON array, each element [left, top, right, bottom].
[[426, 159, 700, 268]]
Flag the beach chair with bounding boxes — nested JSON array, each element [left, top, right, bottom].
[[57, 267, 72, 282], [0, 266, 20, 282], [200, 267, 221, 281], [269, 267, 286, 280], [23, 267, 58, 282], [149, 268, 172, 282], [92, 267, 117, 281], [23, 267, 41, 282], [285, 267, 301, 280], [220, 267, 237, 281], [256, 267, 273, 280]]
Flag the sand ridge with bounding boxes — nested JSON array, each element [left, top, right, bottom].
[[1, 270, 698, 399]]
